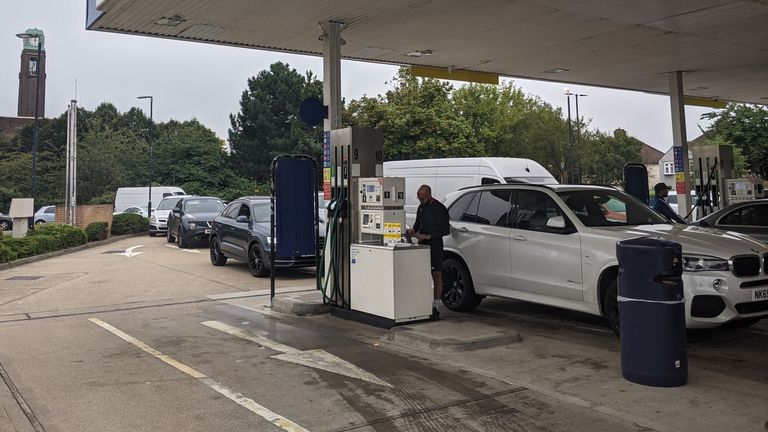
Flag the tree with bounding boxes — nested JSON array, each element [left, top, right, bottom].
[[579, 130, 642, 185], [154, 119, 253, 201], [701, 104, 768, 178], [228, 62, 323, 182], [347, 68, 483, 160]]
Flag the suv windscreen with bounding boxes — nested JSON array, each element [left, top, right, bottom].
[[156, 198, 179, 211], [558, 190, 667, 226], [183, 199, 225, 213]]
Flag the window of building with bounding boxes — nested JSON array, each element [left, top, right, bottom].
[[663, 162, 675, 175]]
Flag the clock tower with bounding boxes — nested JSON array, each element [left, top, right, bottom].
[[17, 28, 46, 118]]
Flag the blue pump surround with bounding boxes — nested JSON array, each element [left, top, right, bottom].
[[270, 155, 319, 299]]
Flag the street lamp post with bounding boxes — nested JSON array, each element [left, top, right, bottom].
[[564, 88, 574, 183], [137, 96, 154, 220], [565, 88, 587, 184], [16, 32, 42, 207]]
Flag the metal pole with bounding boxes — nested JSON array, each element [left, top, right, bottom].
[[669, 72, 691, 219], [65, 103, 71, 224], [322, 21, 343, 132], [148, 98, 153, 219], [31, 39, 41, 206], [566, 94, 573, 183], [71, 100, 77, 226], [138, 96, 154, 219]]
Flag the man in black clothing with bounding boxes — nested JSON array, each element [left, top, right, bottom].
[[407, 185, 451, 318], [652, 182, 687, 224]]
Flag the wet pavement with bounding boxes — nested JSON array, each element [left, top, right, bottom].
[[0, 237, 766, 431]]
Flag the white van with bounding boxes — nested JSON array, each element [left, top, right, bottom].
[[114, 187, 186, 213], [383, 157, 557, 225]]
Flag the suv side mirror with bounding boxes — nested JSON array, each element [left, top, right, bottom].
[[172, 207, 181, 214], [235, 215, 249, 224], [546, 216, 567, 230]]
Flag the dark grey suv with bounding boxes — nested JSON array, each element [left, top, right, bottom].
[[209, 197, 323, 277], [166, 196, 225, 248]]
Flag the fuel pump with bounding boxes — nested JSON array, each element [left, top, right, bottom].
[[319, 127, 432, 327]]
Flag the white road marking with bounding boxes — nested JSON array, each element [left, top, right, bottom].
[[89, 318, 308, 432], [202, 320, 392, 387], [116, 245, 144, 257], [164, 244, 200, 253]]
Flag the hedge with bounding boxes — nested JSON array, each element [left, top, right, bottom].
[[0, 224, 87, 263], [85, 222, 109, 242], [111, 213, 149, 235]]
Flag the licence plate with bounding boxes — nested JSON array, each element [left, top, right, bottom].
[[753, 288, 768, 301], [205, 229, 212, 234]]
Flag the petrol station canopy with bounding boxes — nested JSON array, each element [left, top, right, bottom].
[[86, 0, 768, 105]]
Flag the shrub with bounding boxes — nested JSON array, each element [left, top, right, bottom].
[[29, 224, 87, 248], [85, 222, 109, 242], [0, 224, 88, 263], [0, 243, 17, 263], [111, 213, 149, 235]]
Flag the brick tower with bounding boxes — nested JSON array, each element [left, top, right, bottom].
[[17, 28, 46, 118]]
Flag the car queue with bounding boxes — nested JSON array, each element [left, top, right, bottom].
[[136, 182, 766, 335]]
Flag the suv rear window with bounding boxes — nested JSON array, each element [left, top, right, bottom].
[[448, 193, 476, 221], [476, 190, 513, 227]]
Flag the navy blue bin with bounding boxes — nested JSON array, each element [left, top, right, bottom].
[[616, 237, 687, 387]]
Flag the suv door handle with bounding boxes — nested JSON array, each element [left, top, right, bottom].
[[512, 235, 527, 241], [456, 227, 469, 233]]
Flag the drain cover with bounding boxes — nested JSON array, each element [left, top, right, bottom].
[[6, 276, 43, 281]]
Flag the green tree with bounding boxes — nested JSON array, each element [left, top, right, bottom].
[[701, 104, 768, 178], [579, 130, 643, 185], [347, 68, 482, 160], [228, 62, 323, 182], [154, 119, 253, 200]]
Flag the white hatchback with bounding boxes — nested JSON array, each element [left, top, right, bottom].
[[441, 184, 768, 334]]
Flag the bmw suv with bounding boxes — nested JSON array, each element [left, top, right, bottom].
[[440, 184, 768, 334]]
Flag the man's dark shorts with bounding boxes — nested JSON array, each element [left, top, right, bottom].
[[423, 239, 444, 272]]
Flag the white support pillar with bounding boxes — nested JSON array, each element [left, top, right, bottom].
[[322, 21, 342, 131], [669, 71, 692, 220]]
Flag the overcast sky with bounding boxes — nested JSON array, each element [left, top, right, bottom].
[[2, 1, 717, 153]]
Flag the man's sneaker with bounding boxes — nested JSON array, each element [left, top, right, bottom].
[[430, 307, 440, 320]]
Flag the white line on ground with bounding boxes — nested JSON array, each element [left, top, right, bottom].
[[201, 320, 392, 387], [164, 244, 200, 253], [115, 245, 144, 257], [88, 318, 309, 432]]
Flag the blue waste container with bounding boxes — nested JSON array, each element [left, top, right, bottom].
[[616, 237, 687, 387]]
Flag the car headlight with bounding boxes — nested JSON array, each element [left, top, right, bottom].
[[188, 222, 197, 229], [682, 255, 730, 272]]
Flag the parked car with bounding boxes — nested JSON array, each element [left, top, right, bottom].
[[695, 199, 768, 244], [209, 197, 324, 277], [440, 184, 768, 334], [166, 196, 225, 247], [0, 213, 12, 231], [149, 195, 192, 237], [34, 205, 56, 224], [114, 206, 148, 218]]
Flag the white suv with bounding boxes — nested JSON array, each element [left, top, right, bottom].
[[441, 184, 768, 334]]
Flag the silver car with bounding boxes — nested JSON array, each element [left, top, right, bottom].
[[695, 199, 768, 244], [34, 206, 56, 225]]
